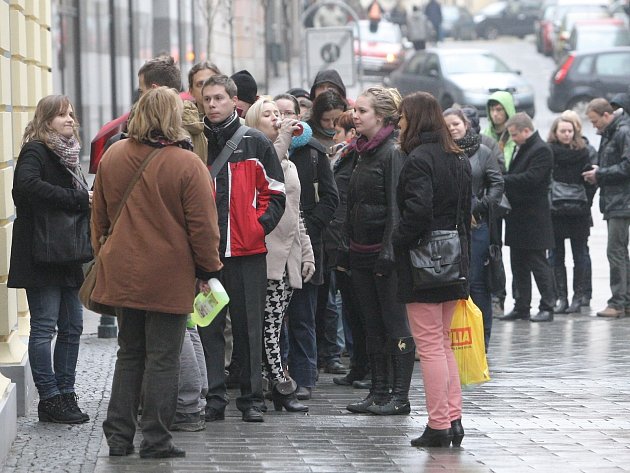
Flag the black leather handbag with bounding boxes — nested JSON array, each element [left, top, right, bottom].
[[32, 207, 92, 265], [408, 156, 466, 290], [32, 164, 93, 266], [549, 180, 588, 216]]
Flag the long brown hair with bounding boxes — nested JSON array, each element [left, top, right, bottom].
[[547, 113, 585, 150], [22, 95, 80, 146], [398, 92, 460, 155]]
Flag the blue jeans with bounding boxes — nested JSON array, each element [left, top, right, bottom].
[[287, 282, 318, 388], [470, 223, 492, 350], [26, 286, 83, 400]]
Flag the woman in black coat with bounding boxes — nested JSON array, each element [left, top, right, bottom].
[[394, 92, 472, 448], [340, 86, 415, 416], [547, 112, 596, 313], [8, 95, 91, 424], [443, 108, 503, 350]]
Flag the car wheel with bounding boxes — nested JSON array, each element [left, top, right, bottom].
[[569, 96, 592, 117], [484, 25, 499, 40], [440, 95, 454, 110]]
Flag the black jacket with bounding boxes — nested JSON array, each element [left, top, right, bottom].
[[549, 142, 596, 240], [345, 134, 403, 275], [289, 138, 339, 285], [8, 141, 90, 288], [470, 143, 503, 223], [595, 114, 630, 219], [323, 147, 357, 269], [504, 131, 554, 249], [393, 132, 472, 303]]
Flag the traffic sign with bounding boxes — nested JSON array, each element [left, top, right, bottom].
[[305, 26, 356, 87]]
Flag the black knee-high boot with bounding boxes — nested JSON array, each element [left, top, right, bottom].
[[367, 337, 415, 415], [346, 339, 390, 414]]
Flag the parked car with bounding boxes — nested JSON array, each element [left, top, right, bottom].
[[552, 8, 612, 61], [353, 19, 406, 75], [536, 0, 609, 56], [384, 48, 535, 116], [564, 19, 630, 58], [548, 47, 630, 113], [442, 5, 476, 40], [474, 0, 542, 39]]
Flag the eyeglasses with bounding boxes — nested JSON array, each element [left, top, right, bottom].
[[280, 111, 297, 117]]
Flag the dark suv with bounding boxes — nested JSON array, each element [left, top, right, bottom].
[[474, 0, 542, 39], [548, 47, 630, 113]]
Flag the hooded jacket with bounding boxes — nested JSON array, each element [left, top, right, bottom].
[[482, 90, 516, 170], [596, 114, 630, 219], [309, 70, 347, 101]]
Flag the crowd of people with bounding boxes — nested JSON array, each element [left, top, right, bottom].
[[10, 50, 630, 458]]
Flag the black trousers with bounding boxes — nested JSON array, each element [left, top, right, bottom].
[[350, 268, 411, 354], [336, 269, 368, 376], [510, 248, 556, 313], [198, 254, 267, 412]]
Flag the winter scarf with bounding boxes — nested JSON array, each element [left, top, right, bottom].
[[454, 130, 480, 158], [355, 124, 395, 154], [204, 110, 241, 158], [47, 132, 83, 189]]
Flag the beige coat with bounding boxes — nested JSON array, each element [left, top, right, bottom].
[[265, 132, 314, 288], [182, 100, 208, 164], [91, 140, 222, 314]]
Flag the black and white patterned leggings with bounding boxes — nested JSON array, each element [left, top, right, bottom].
[[262, 274, 294, 383]]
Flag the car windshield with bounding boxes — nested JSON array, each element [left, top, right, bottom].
[[355, 21, 401, 43], [441, 52, 511, 74], [555, 4, 609, 22], [442, 6, 459, 21], [577, 28, 630, 49], [479, 2, 506, 15]]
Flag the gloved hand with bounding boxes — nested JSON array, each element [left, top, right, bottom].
[[302, 261, 315, 283]]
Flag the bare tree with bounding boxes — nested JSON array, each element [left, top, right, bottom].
[[196, 0, 231, 59]]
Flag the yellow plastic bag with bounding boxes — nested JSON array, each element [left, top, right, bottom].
[[450, 297, 491, 387]]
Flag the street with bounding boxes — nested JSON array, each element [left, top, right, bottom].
[[5, 36, 630, 473]]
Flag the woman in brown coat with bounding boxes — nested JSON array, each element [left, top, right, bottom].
[[92, 87, 222, 459]]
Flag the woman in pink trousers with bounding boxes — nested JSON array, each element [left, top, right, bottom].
[[393, 92, 472, 448]]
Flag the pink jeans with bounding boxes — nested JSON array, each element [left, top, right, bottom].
[[406, 300, 462, 429]]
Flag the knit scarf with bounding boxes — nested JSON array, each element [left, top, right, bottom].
[[47, 132, 82, 189], [204, 110, 241, 160], [141, 131, 193, 151], [454, 130, 480, 158], [355, 125, 395, 154]]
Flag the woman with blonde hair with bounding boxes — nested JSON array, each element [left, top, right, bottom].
[[394, 92, 472, 447], [341, 86, 416, 416], [245, 98, 314, 412], [94, 87, 222, 459], [546, 112, 596, 314], [9, 95, 91, 425]]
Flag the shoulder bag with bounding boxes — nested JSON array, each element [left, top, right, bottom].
[[408, 155, 467, 290], [79, 147, 163, 315], [31, 159, 93, 265], [549, 179, 588, 216]]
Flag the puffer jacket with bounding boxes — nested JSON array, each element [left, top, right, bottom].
[[595, 114, 630, 219], [345, 133, 404, 275]]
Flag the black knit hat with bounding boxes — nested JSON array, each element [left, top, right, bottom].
[[230, 70, 258, 105], [287, 88, 310, 100]]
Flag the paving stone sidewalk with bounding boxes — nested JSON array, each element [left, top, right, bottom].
[[4, 311, 630, 473]]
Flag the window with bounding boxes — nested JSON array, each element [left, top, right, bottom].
[[421, 54, 440, 76], [594, 52, 630, 76], [404, 53, 426, 74]]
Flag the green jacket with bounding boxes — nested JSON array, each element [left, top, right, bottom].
[[482, 91, 516, 170]]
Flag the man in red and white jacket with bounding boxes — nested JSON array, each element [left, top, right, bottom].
[[197, 74, 285, 423]]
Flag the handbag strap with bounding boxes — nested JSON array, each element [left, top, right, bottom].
[[101, 147, 163, 242], [61, 165, 90, 192], [454, 155, 464, 230], [209, 125, 250, 178]]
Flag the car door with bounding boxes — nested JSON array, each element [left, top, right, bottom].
[[418, 53, 443, 99], [392, 51, 427, 96], [592, 51, 630, 99]]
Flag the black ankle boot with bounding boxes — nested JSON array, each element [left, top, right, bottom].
[[451, 418, 464, 447], [347, 352, 389, 414], [61, 392, 89, 422], [553, 266, 568, 314], [272, 380, 309, 412], [367, 338, 415, 416], [38, 394, 86, 424], [410, 425, 453, 447]]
